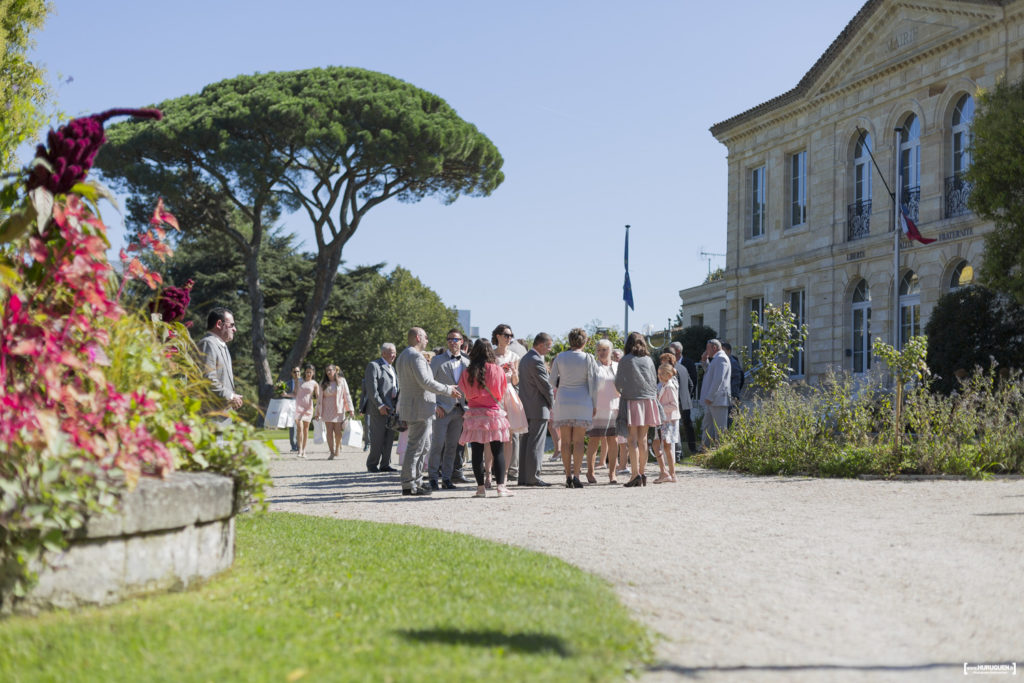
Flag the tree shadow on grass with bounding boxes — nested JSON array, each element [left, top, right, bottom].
[[397, 628, 571, 657]]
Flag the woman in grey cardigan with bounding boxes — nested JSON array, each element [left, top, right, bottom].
[[550, 327, 599, 488], [614, 332, 661, 487]]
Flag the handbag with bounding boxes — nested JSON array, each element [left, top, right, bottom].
[[501, 385, 529, 434], [385, 410, 408, 432], [342, 418, 364, 446], [312, 419, 326, 444]]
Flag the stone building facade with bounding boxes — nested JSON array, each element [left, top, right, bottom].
[[679, 0, 1023, 382]]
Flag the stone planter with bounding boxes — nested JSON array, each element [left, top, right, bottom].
[[4, 472, 235, 615]]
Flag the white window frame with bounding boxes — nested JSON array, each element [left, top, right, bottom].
[[899, 271, 921, 349], [750, 166, 766, 238], [949, 260, 973, 291], [789, 151, 807, 228], [851, 280, 871, 374], [899, 114, 921, 196], [748, 296, 764, 352], [854, 134, 872, 204], [951, 95, 974, 176], [788, 289, 805, 377]]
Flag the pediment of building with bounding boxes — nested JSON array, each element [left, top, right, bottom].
[[711, 0, 1016, 139], [810, 1, 1003, 99]]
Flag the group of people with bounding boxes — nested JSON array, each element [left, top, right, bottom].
[[357, 324, 747, 497], [193, 306, 748, 499]]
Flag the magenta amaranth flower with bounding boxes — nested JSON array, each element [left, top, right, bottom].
[[26, 108, 163, 195], [150, 278, 194, 322]]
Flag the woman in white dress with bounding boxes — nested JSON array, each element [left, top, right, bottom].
[[584, 339, 620, 484], [485, 324, 522, 486], [550, 327, 599, 488]]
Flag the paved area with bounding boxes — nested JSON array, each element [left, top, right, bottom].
[[267, 441, 1024, 682]]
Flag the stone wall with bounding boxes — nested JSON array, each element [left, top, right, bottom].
[[5, 472, 235, 615]]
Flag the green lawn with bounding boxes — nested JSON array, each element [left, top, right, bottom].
[[253, 427, 290, 441], [0, 513, 651, 682]]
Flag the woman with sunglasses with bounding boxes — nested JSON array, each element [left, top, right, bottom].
[[484, 323, 524, 487]]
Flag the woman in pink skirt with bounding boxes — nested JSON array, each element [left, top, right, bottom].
[[613, 332, 662, 487], [458, 339, 512, 498]]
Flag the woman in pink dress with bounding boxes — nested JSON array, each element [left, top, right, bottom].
[[293, 364, 319, 458], [458, 339, 512, 498], [314, 364, 355, 460]]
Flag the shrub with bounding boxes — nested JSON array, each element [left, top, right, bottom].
[[0, 110, 270, 600], [925, 285, 1024, 393], [694, 363, 1024, 479]]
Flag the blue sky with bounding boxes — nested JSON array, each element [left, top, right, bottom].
[[28, 0, 866, 340]]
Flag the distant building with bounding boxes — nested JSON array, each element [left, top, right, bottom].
[[453, 308, 479, 340], [679, 0, 1021, 382]]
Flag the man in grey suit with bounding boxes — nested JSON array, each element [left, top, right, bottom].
[[196, 307, 243, 411], [395, 327, 461, 496], [363, 343, 399, 473], [426, 328, 470, 490], [700, 338, 732, 447], [517, 333, 554, 486]]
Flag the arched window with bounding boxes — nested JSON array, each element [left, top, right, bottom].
[[949, 260, 974, 291], [848, 133, 872, 240], [951, 94, 974, 174], [899, 271, 921, 348], [946, 95, 975, 218], [851, 280, 871, 373], [899, 114, 921, 221]]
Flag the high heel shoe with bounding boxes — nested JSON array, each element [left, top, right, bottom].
[[571, 476, 583, 489], [586, 472, 597, 484], [565, 476, 573, 488], [641, 474, 648, 487], [623, 475, 642, 488]]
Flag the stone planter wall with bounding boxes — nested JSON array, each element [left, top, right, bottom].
[[5, 472, 235, 615]]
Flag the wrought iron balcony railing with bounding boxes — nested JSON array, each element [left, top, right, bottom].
[[847, 199, 871, 241], [945, 173, 972, 218]]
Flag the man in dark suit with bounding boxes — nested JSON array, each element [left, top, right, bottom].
[[426, 328, 470, 489], [722, 342, 745, 428], [363, 343, 398, 472], [517, 333, 554, 486]]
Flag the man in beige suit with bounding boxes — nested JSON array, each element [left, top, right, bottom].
[[196, 307, 243, 410], [395, 327, 461, 496]]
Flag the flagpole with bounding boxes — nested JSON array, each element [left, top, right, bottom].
[[893, 128, 901, 348], [624, 224, 631, 334]]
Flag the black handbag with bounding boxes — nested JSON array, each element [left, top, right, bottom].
[[385, 410, 408, 432]]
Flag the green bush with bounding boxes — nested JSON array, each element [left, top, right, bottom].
[[694, 366, 1024, 478]]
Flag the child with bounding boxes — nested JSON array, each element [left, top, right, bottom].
[[653, 363, 680, 483]]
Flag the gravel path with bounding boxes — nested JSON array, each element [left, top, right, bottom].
[[267, 441, 1024, 682]]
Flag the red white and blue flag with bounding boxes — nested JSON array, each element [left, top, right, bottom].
[[899, 205, 936, 244]]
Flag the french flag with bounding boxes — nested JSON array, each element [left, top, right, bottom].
[[900, 205, 936, 244]]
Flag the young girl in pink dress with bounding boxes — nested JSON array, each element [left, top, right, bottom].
[[458, 339, 512, 498], [293, 364, 319, 458], [653, 363, 680, 483]]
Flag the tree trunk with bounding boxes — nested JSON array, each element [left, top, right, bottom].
[[277, 238, 345, 389], [245, 245, 274, 410]]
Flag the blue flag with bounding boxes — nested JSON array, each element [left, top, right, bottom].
[[623, 230, 634, 311]]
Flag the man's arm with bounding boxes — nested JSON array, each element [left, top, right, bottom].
[[533, 356, 554, 408]]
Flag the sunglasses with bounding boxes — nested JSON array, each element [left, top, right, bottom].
[[501, 332, 514, 338]]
